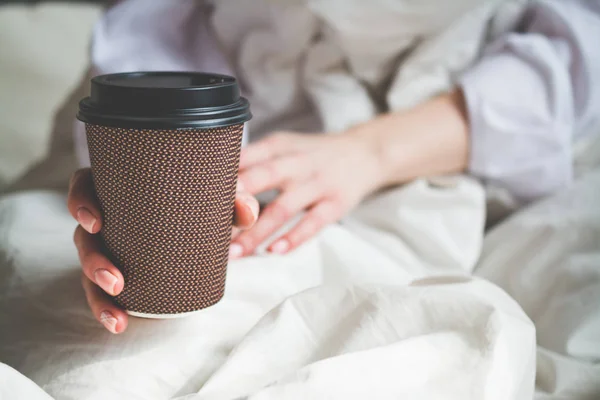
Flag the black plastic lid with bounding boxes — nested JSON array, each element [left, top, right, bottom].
[[77, 71, 251, 129]]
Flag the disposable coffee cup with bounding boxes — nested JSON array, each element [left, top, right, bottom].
[[77, 72, 251, 318]]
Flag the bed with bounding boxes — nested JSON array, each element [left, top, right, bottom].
[[1, 3, 599, 399]]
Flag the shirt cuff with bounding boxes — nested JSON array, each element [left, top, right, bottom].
[[460, 35, 573, 202]]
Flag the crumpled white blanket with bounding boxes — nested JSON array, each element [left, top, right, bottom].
[[0, 175, 539, 400], [2, 167, 600, 400]]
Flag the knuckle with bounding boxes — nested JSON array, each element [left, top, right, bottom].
[[311, 172, 329, 192], [288, 222, 315, 246], [69, 168, 83, 188], [264, 162, 281, 183], [293, 152, 309, 166], [244, 167, 270, 192], [303, 216, 323, 237], [266, 132, 294, 151], [80, 272, 88, 287], [269, 132, 289, 144], [237, 172, 250, 189], [66, 192, 79, 215], [236, 235, 255, 252], [308, 212, 327, 230], [288, 228, 307, 245], [288, 153, 311, 180], [67, 169, 94, 214], [81, 250, 108, 274], [81, 275, 97, 307], [73, 225, 85, 248], [268, 201, 291, 223], [302, 202, 338, 237], [69, 168, 90, 191], [263, 136, 282, 152], [324, 196, 344, 214], [79, 251, 96, 273], [80, 274, 104, 312]]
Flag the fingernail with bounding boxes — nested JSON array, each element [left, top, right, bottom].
[[236, 179, 245, 192], [77, 207, 97, 233], [94, 269, 118, 295], [229, 243, 244, 259], [100, 311, 118, 334], [244, 195, 260, 221], [270, 239, 290, 254]]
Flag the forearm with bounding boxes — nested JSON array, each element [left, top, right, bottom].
[[351, 89, 469, 189], [352, 0, 600, 200]]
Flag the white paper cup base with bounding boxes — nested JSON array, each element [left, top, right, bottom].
[[126, 308, 206, 319]]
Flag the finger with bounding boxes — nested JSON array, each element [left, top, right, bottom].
[[229, 227, 244, 259], [231, 226, 241, 241], [230, 189, 259, 260], [233, 190, 259, 229], [74, 225, 124, 296], [268, 199, 340, 254], [232, 182, 324, 257], [239, 132, 310, 170], [82, 274, 128, 334], [238, 153, 311, 195], [67, 168, 102, 234]]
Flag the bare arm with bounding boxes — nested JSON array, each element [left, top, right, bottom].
[[352, 89, 469, 189]]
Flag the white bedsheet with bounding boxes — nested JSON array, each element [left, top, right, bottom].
[[1, 167, 597, 400], [0, 175, 526, 399]]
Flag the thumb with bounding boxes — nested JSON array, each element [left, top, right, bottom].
[[233, 183, 259, 229]]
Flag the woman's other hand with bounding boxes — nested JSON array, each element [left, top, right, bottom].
[[230, 89, 469, 257], [230, 131, 384, 258]]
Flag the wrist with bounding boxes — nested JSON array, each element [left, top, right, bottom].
[[351, 89, 470, 188], [344, 124, 391, 193]]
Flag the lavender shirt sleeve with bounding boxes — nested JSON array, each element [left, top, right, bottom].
[[460, 0, 600, 201]]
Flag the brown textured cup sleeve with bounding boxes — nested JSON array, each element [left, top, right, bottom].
[[86, 123, 244, 315]]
